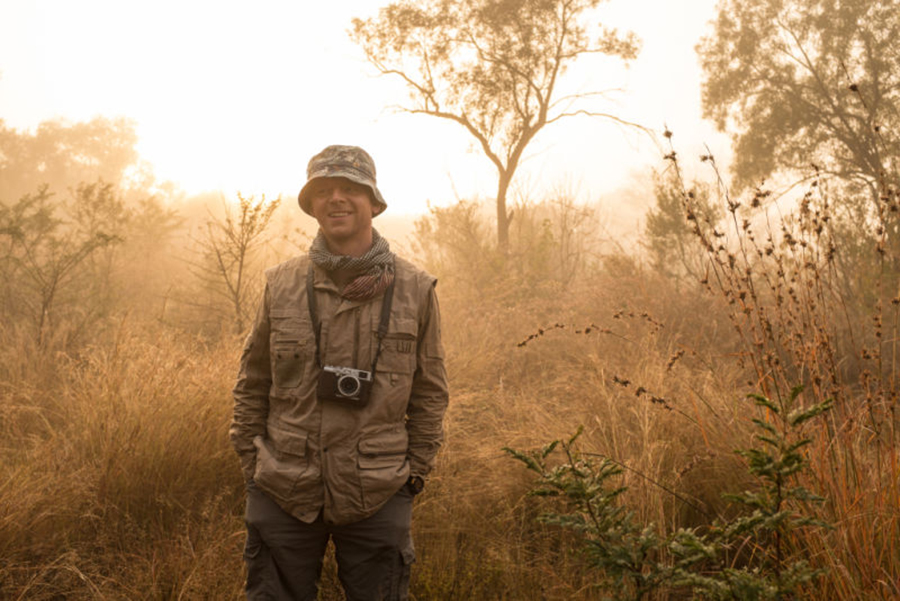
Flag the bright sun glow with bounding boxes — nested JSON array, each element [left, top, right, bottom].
[[0, 0, 728, 218]]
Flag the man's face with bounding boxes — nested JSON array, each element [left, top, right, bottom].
[[309, 176, 376, 250]]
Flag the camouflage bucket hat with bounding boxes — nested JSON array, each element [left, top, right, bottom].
[[297, 145, 387, 217]]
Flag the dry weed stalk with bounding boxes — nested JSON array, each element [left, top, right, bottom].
[[664, 131, 900, 598]]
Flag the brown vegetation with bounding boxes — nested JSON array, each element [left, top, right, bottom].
[[0, 154, 900, 600], [2, 119, 898, 599]]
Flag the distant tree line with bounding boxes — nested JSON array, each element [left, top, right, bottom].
[[0, 117, 285, 348]]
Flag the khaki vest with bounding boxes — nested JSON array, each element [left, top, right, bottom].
[[231, 254, 448, 525]]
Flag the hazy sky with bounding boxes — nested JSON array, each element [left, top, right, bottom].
[[0, 0, 729, 216]]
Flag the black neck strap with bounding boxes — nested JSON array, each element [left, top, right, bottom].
[[306, 263, 395, 373]]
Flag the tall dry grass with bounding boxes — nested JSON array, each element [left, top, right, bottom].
[[0, 322, 246, 599], [403, 235, 762, 598], [2, 169, 898, 599], [657, 148, 900, 598], [1, 267, 748, 599]]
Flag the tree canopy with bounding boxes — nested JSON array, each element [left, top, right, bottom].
[[352, 0, 639, 250], [698, 0, 900, 197], [0, 116, 142, 203], [0, 117, 182, 345]]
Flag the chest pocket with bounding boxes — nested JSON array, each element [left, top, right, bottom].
[[270, 310, 312, 389], [375, 317, 418, 375]]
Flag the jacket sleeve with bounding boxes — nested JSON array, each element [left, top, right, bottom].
[[406, 280, 450, 478], [230, 283, 272, 481]]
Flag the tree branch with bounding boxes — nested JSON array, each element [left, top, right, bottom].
[[545, 109, 652, 134]]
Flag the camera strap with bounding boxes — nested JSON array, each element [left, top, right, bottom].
[[306, 262, 396, 373]]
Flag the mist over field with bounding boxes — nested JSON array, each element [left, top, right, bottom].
[[2, 0, 900, 599]]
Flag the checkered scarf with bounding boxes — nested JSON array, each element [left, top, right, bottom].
[[309, 229, 395, 301]]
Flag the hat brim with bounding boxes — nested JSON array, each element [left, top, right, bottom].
[[298, 172, 387, 217]]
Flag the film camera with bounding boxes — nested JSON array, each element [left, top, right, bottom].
[[318, 365, 373, 404]]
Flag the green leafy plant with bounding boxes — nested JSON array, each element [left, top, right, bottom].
[[505, 427, 673, 600], [671, 386, 833, 599], [507, 386, 833, 600]]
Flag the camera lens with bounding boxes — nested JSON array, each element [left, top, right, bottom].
[[337, 374, 361, 398]]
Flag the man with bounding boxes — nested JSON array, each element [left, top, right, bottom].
[[230, 145, 449, 600]]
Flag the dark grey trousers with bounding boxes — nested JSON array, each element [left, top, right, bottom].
[[243, 482, 415, 601]]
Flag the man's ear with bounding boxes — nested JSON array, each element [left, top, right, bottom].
[[370, 196, 383, 217]]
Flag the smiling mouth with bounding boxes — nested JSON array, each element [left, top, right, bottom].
[[328, 211, 351, 218]]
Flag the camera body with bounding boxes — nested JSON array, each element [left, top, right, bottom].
[[318, 365, 374, 404]]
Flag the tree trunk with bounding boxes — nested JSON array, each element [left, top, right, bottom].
[[496, 171, 513, 252]]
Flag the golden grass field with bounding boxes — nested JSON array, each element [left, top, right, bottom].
[[1, 183, 899, 599]]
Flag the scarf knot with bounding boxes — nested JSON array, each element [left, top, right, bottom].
[[309, 230, 395, 301]]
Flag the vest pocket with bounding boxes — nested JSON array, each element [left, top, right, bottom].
[[357, 427, 409, 509], [375, 317, 418, 375], [253, 428, 309, 500], [270, 310, 311, 389], [272, 343, 305, 388]]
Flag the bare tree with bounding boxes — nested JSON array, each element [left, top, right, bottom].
[[0, 185, 124, 346], [352, 0, 640, 251], [191, 193, 280, 333]]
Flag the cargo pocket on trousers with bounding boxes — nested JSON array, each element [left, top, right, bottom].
[[390, 545, 416, 599], [243, 519, 271, 594], [243, 524, 264, 562]]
